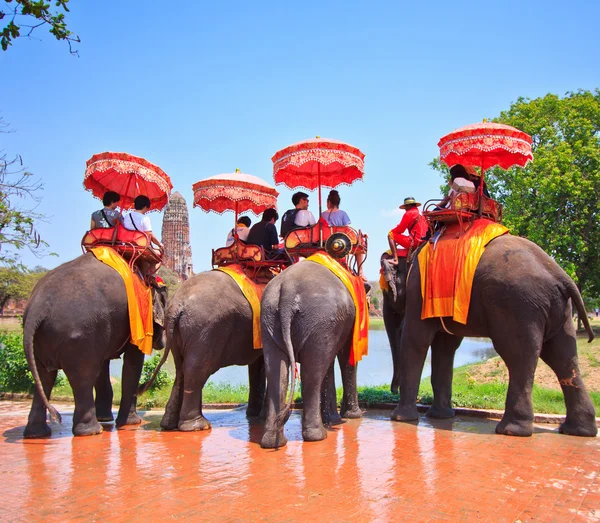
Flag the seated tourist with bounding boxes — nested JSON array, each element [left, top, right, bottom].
[[280, 191, 316, 238], [322, 190, 351, 226], [438, 165, 476, 208], [124, 195, 164, 251], [247, 208, 286, 259], [226, 216, 252, 247], [90, 191, 122, 229]]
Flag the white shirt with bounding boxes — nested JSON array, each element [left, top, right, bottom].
[[294, 209, 316, 227], [124, 211, 152, 232], [226, 225, 250, 246]]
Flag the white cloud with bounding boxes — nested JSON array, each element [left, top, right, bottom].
[[380, 208, 404, 218]]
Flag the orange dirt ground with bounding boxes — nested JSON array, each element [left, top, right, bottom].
[[1, 400, 599, 522]]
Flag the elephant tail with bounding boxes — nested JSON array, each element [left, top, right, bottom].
[[275, 301, 296, 429], [22, 313, 62, 424], [566, 279, 594, 343]]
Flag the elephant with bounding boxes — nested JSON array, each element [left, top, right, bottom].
[[260, 261, 365, 449], [23, 253, 168, 438], [160, 270, 267, 432], [383, 234, 598, 437]]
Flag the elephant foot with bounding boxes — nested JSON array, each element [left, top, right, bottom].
[[495, 418, 533, 437], [341, 406, 364, 420], [391, 403, 419, 422], [179, 416, 211, 432], [322, 410, 343, 426], [115, 411, 142, 428], [261, 429, 287, 449], [160, 413, 179, 431], [96, 412, 114, 423], [73, 420, 103, 437], [426, 405, 455, 419], [559, 418, 598, 437], [302, 425, 328, 442], [246, 405, 262, 418], [23, 422, 52, 439]]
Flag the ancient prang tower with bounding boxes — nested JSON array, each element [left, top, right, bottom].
[[161, 191, 193, 281]]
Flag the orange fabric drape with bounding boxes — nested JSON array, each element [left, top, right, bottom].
[[418, 219, 509, 324], [90, 247, 153, 355], [216, 265, 264, 349], [305, 252, 369, 365]]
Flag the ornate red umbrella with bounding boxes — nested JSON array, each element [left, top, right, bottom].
[[84, 152, 173, 211], [438, 121, 533, 172], [192, 169, 279, 228], [272, 137, 365, 224]]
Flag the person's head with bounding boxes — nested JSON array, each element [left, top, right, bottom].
[[399, 196, 421, 210], [134, 195, 151, 212], [262, 208, 279, 223], [237, 216, 252, 228], [292, 191, 309, 210], [450, 164, 479, 181], [326, 190, 341, 210], [103, 191, 120, 208]]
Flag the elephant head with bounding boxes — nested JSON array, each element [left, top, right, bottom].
[[151, 282, 169, 351]]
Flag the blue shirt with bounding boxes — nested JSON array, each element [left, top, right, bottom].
[[322, 209, 351, 226]]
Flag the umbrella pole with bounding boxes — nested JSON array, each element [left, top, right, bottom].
[[318, 164, 323, 248], [234, 201, 239, 239], [478, 156, 484, 217]]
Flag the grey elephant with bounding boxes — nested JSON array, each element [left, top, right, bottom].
[[160, 270, 266, 431], [260, 261, 365, 449], [23, 253, 168, 438], [383, 235, 598, 437]]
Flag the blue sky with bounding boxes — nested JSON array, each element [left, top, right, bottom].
[[1, 0, 599, 279]]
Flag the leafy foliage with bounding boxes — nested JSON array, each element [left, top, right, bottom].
[[157, 266, 182, 297], [140, 353, 173, 393], [0, 266, 45, 310], [1, 0, 79, 53], [431, 90, 600, 297]]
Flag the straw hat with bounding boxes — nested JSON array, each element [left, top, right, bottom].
[[399, 196, 422, 209]]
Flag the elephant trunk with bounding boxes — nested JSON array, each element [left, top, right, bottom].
[[23, 314, 62, 424], [275, 302, 296, 429], [137, 343, 171, 396]]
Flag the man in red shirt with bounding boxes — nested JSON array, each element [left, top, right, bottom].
[[388, 196, 427, 264]]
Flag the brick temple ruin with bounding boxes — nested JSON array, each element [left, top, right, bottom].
[[161, 191, 194, 281]]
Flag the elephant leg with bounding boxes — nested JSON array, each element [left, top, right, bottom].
[[338, 347, 363, 419], [321, 361, 342, 426], [383, 301, 403, 394], [427, 333, 462, 419], [261, 351, 290, 449], [493, 331, 541, 437], [391, 319, 435, 423], [178, 359, 212, 432], [116, 347, 144, 427], [70, 377, 103, 437], [161, 369, 183, 430], [246, 355, 266, 418], [24, 364, 57, 439], [541, 325, 597, 437], [300, 361, 328, 442], [94, 360, 114, 422]]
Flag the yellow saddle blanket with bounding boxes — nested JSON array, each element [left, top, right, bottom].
[[216, 265, 264, 349], [418, 219, 509, 324], [306, 252, 369, 365], [90, 247, 153, 355]]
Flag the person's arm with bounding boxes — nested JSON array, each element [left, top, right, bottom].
[[388, 231, 399, 265], [268, 223, 279, 250], [308, 211, 316, 226], [342, 211, 351, 225], [90, 218, 96, 230]]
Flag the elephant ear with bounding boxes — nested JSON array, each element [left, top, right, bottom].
[[152, 286, 167, 327]]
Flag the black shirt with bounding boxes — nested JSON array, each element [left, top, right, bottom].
[[246, 221, 279, 251]]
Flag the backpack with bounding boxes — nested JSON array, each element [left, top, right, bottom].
[[280, 209, 300, 237]]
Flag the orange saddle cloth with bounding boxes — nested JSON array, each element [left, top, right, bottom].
[[417, 219, 509, 325]]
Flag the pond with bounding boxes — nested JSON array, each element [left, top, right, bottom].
[[110, 329, 497, 388]]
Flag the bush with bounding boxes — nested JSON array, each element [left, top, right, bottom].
[[140, 354, 173, 392], [0, 330, 66, 393]]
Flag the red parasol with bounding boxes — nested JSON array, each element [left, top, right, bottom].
[[438, 121, 533, 172], [84, 152, 173, 211], [192, 169, 279, 228]]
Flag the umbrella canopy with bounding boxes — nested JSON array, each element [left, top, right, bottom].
[[438, 122, 533, 172], [272, 137, 365, 190], [192, 170, 279, 218], [84, 152, 173, 211]]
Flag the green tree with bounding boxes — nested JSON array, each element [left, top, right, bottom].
[[1, 0, 79, 53], [431, 90, 600, 297], [0, 266, 44, 312], [157, 266, 182, 297]]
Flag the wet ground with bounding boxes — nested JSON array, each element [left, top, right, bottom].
[[1, 400, 598, 522]]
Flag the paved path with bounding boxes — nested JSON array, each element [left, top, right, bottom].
[[1, 400, 598, 522]]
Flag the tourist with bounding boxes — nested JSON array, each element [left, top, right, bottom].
[[124, 195, 164, 251], [90, 191, 122, 229], [322, 190, 351, 226], [438, 165, 476, 208], [226, 216, 252, 246], [246, 208, 286, 259], [280, 191, 316, 238]]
